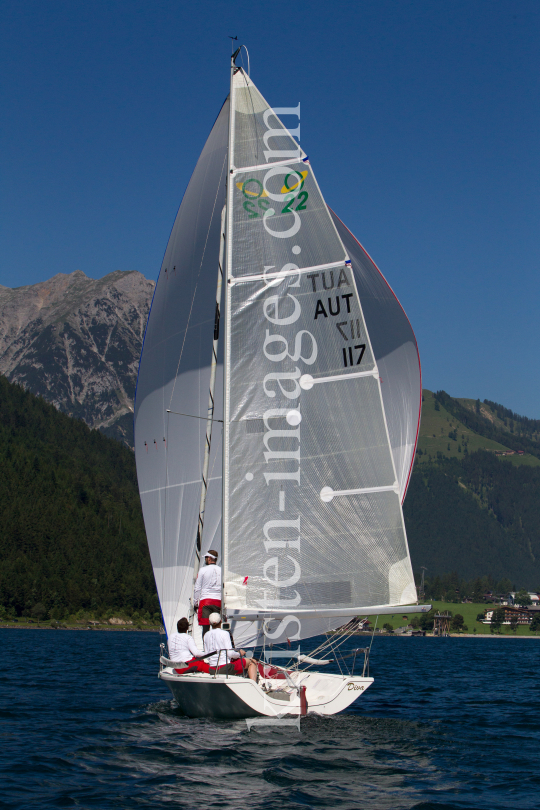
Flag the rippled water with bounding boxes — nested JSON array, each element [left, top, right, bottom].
[[1, 629, 538, 809]]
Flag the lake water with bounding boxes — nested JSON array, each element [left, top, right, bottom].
[[0, 629, 538, 809]]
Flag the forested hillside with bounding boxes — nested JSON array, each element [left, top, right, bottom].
[[436, 390, 540, 459], [1, 374, 539, 618], [0, 376, 158, 620], [405, 390, 540, 589]]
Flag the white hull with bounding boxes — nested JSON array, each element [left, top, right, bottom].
[[159, 667, 373, 719]]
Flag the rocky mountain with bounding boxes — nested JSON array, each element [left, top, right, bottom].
[[0, 270, 154, 444]]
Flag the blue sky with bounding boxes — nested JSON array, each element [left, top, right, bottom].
[[1, 0, 538, 416]]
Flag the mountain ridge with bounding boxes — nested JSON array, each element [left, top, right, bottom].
[[0, 269, 154, 444], [2, 269, 540, 592]]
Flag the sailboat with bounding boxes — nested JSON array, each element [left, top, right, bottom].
[[134, 48, 429, 719]]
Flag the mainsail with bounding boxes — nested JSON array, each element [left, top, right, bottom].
[[222, 70, 419, 646], [134, 100, 229, 637], [135, 65, 421, 647]]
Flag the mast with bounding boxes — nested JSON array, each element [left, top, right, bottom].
[[190, 49, 242, 621], [221, 47, 240, 616]]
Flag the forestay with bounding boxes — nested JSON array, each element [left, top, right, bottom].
[[223, 70, 418, 646]]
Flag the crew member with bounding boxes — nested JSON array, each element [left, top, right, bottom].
[[203, 613, 257, 680], [194, 549, 221, 638], [167, 617, 204, 665]]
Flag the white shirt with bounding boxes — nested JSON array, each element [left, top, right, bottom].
[[194, 564, 222, 603], [167, 632, 204, 663], [203, 627, 240, 667]]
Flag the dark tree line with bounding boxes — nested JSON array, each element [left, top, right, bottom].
[[405, 449, 540, 589], [420, 572, 514, 603], [0, 376, 158, 619]]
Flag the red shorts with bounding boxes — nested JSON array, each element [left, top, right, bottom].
[[197, 598, 221, 626], [175, 658, 247, 676], [174, 657, 210, 675], [232, 657, 248, 675], [209, 658, 248, 675]]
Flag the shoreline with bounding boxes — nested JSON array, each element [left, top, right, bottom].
[[0, 623, 162, 632], [343, 631, 540, 639], [2, 624, 539, 638]]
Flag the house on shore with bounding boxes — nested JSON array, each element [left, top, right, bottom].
[[483, 605, 540, 625], [506, 592, 540, 606]]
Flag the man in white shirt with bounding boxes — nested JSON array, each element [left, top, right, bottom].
[[194, 549, 222, 639], [203, 613, 257, 680], [167, 617, 204, 664]]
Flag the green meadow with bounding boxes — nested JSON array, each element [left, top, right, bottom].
[[417, 391, 540, 467], [377, 601, 539, 635]]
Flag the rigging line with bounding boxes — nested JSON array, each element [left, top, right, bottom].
[[333, 648, 368, 661], [290, 625, 341, 671], [326, 639, 344, 675], [166, 408, 265, 425], [168, 152, 227, 412], [314, 635, 353, 675], [160, 409, 180, 627], [304, 635, 339, 662], [206, 430, 222, 496], [195, 431, 223, 548], [315, 629, 351, 675], [304, 620, 359, 663], [241, 45, 250, 77], [167, 440, 217, 642], [315, 626, 356, 659], [334, 633, 352, 673], [166, 409, 223, 423], [140, 475, 221, 495], [159, 413, 169, 628]]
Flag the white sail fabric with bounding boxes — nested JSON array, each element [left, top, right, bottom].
[[330, 212, 421, 501], [134, 100, 229, 637], [134, 67, 421, 649], [223, 70, 416, 646], [232, 71, 305, 169]]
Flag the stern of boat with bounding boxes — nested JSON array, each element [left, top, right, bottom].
[[159, 666, 373, 719]]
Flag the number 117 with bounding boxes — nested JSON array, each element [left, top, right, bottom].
[[342, 344, 366, 367]]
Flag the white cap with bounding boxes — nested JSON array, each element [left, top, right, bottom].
[[208, 612, 221, 625], [204, 551, 218, 560]]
